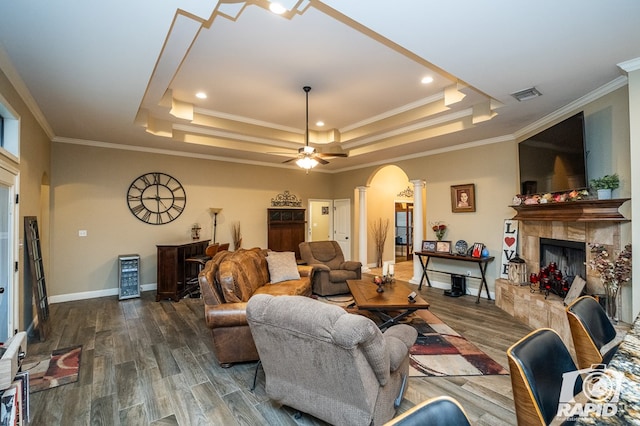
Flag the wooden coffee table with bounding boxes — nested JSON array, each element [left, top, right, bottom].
[[347, 279, 430, 330]]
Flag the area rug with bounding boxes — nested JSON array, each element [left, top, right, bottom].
[[409, 310, 507, 377], [23, 345, 82, 393]]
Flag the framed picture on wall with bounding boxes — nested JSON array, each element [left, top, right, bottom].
[[422, 240, 437, 252], [436, 241, 451, 253], [451, 183, 476, 213]]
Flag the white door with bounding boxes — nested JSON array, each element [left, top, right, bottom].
[[0, 164, 18, 342], [333, 199, 351, 260]]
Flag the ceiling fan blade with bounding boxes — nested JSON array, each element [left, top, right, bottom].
[[282, 158, 297, 164], [316, 157, 330, 165], [316, 152, 348, 158]]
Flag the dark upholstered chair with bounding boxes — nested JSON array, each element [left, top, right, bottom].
[[298, 240, 362, 295], [507, 328, 582, 426], [566, 295, 619, 370], [247, 294, 417, 426], [383, 396, 471, 426]]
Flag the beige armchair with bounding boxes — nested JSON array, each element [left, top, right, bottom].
[[299, 240, 362, 295], [247, 294, 417, 426]]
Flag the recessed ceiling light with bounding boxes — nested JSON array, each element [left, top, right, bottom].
[[195, 92, 207, 99], [421, 76, 434, 84], [269, 2, 287, 14], [316, 121, 324, 127]]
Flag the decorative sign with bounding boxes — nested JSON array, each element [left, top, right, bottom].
[[271, 190, 302, 207], [501, 219, 519, 278]]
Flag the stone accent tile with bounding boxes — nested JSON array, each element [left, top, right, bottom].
[[567, 223, 586, 242]]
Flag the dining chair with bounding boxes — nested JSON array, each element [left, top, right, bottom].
[[383, 396, 471, 426], [507, 328, 581, 426], [566, 295, 619, 370]]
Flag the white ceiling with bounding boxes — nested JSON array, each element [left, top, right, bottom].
[[1, 0, 639, 172]]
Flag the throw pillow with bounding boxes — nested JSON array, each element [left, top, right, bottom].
[[266, 251, 300, 283]]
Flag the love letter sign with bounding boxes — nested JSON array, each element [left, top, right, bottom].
[[501, 220, 519, 278]]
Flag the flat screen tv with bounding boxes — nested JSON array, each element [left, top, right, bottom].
[[518, 111, 587, 195]]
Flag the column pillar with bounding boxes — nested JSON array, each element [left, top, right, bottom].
[[409, 179, 425, 285], [618, 59, 640, 319], [357, 186, 370, 273]]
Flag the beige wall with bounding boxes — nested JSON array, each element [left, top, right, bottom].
[[335, 141, 518, 294], [0, 67, 52, 330], [49, 143, 334, 298]]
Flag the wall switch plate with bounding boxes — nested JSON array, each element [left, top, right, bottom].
[[78, 230, 87, 237]]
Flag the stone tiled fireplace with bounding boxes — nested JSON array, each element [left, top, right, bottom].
[[496, 199, 629, 354]]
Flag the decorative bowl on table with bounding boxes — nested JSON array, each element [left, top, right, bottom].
[[455, 240, 468, 255]]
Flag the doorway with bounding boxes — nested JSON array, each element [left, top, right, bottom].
[[0, 163, 18, 342], [395, 202, 413, 262], [307, 199, 352, 261]]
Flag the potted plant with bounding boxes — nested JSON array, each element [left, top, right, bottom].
[[589, 174, 619, 199]]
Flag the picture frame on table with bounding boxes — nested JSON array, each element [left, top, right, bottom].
[[436, 241, 451, 253], [451, 183, 476, 213], [472, 242, 484, 258], [421, 240, 437, 252]]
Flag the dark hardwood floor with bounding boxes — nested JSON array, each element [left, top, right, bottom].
[[24, 275, 532, 425]]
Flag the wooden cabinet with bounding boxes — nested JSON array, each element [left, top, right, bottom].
[[156, 240, 210, 301], [267, 208, 306, 259]]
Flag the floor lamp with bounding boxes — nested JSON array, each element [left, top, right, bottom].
[[210, 208, 222, 243]]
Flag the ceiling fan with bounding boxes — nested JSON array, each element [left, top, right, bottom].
[[280, 86, 348, 170]]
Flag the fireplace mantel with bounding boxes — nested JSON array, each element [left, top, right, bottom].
[[510, 198, 630, 222]]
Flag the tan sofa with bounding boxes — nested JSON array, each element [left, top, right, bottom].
[[198, 248, 312, 366]]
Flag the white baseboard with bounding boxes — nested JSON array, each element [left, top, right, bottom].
[[48, 283, 157, 304]]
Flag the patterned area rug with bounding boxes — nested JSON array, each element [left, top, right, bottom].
[[319, 294, 507, 377], [23, 345, 82, 393], [409, 310, 507, 377]]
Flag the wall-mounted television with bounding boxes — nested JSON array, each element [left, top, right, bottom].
[[518, 111, 587, 195]]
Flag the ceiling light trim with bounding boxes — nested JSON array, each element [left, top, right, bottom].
[[341, 108, 474, 149], [340, 92, 445, 133]]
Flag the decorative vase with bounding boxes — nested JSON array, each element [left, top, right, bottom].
[[604, 291, 618, 323], [597, 188, 612, 200]]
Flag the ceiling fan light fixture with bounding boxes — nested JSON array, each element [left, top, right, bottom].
[[296, 157, 319, 169]]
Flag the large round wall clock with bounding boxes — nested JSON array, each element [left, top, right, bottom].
[[127, 172, 186, 225]]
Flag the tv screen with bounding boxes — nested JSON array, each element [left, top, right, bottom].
[[518, 111, 587, 195]]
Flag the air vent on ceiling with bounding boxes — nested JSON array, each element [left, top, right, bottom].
[[511, 87, 542, 102]]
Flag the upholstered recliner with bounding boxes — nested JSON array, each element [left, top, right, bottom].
[[247, 294, 418, 426], [299, 240, 362, 295]]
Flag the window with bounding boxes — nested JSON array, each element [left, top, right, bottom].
[[0, 94, 19, 160]]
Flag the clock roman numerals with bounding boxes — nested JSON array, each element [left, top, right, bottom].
[[126, 172, 186, 225]]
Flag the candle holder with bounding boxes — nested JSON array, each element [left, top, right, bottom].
[[373, 276, 385, 293]]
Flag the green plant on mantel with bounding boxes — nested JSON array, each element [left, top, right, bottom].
[[590, 174, 620, 190]]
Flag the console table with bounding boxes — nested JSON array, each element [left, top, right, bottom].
[[414, 251, 494, 304], [156, 239, 210, 301]]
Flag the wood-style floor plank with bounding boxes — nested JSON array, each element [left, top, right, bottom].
[[23, 265, 532, 425]]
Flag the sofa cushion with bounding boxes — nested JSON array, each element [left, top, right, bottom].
[[218, 249, 270, 303], [266, 251, 300, 283]]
